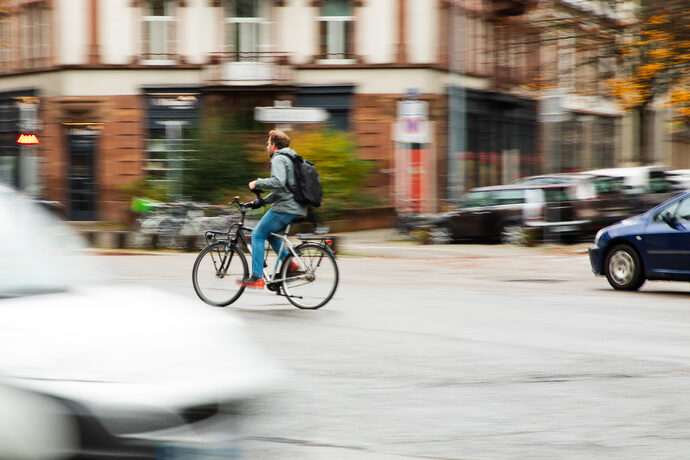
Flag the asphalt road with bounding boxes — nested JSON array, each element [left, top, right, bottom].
[[96, 233, 690, 459]]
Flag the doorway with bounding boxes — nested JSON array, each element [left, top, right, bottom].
[[67, 127, 99, 220]]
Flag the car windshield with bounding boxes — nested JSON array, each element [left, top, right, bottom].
[[0, 187, 103, 298], [514, 176, 573, 185]]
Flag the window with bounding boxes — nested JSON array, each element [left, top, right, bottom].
[[142, 0, 176, 62], [145, 92, 199, 198], [543, 187, 572, 203], [20, 4, 49, 69], [146, 122, 195, 198], [460, 191, 492, 208], [558, 34, 575, 91], [317, 0, 353, 61], [675, 199, 690, 223], [0, 16, 10, 70], [224, 0, 268, 61], [655, 198, 690, 224], [494, 190, 525, 205]]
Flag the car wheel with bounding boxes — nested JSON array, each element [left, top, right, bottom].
[[499, 223, 525, 246], [604, 244, 645, 291], [430, 225, 454, 244]]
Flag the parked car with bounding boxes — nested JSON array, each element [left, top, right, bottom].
[[513, 172, 636, 236], [661, 169, 690, 191], [0, 185, 283, 459], [583, 166, 684, 213], [428, 183, 586, 244], [589, 191, 690, 290]]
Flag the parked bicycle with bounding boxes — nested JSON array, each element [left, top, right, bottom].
[[192, 191, 339, 309], [131, 200, 242, 250]]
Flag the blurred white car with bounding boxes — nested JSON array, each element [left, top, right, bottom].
[[0, 185, 283, 459]]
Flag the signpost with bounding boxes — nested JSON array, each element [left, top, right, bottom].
[[394, 97, 431, 213]]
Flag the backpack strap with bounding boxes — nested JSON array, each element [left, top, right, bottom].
[[274, 151, 298, 193]]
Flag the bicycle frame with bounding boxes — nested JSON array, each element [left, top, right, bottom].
[[205, 219, 306, 285]]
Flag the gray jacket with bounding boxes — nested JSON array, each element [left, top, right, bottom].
[[255, 148, 308, 217]]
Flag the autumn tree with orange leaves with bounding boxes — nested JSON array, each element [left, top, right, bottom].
[[606, 0, 690, 163]]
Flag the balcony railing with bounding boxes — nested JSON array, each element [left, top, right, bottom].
[[202, 52, 294, 85]]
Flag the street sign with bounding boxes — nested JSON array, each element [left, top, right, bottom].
[[255, 106, 330, 124], [395, 100, 429, 143], [16, 133, 39, 145]]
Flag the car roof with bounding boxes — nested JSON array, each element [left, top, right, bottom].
[[469, 183, 573, 192], [513, 173, 602, 182]]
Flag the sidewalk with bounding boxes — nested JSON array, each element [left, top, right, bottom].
[[333, 228, 591, 259], [76, 224, 591, 259]]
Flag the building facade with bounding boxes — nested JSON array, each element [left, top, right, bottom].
[[0, 0, 670, 222]]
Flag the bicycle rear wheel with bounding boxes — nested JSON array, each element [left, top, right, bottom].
[[192, 241, 247, 306], [281, 243, 338, 309]]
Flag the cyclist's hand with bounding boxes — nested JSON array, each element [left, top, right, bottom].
[[249, 197, 265, 209]]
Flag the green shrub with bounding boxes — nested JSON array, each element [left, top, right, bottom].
[[287, 128, 376, 221]]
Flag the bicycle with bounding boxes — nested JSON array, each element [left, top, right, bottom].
[[192, 191, 339, 309]]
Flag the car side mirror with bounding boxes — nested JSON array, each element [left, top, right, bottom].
[[661, 211, 677, 227]]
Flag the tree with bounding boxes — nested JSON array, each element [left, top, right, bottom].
[[518, 0, 689, 165], [605, 0, 690, 163], [280, 129, 375, 221], [182, 115, 260, 203]]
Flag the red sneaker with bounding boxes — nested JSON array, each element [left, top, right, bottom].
[[288, 261, 300, 272], [235, 276, 265, 289]]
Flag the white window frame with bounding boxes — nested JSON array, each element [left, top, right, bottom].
[[223, 0, 270, 61], [141, 1, 177, 65], [316, 15, 354, 63]]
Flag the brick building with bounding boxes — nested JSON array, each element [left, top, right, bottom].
[[0, 0, 644, 223]]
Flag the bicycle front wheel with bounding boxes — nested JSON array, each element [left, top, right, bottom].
[[282, 243, 339, 309], [192, 241, 248, 306]]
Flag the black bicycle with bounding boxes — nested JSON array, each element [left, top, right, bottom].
[[192, 191, 339, 309]]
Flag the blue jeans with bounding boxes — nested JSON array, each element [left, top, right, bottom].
[[250, 209, 298, 278]]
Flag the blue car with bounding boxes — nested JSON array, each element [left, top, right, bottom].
[[589, 190, 690, 290]]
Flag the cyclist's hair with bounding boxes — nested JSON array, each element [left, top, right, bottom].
[[269, 130, 290, 150]]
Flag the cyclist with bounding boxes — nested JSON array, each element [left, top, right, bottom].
[[238, 129, 307, 289]]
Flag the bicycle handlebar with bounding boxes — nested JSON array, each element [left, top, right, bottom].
[[229, 188, 266, 210]]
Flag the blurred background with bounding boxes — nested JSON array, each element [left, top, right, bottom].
[[0, 0, 688, 242]]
